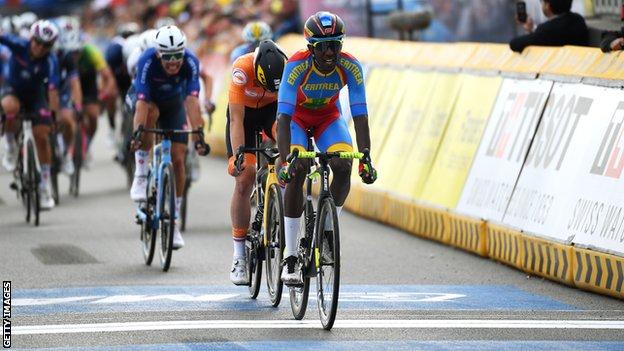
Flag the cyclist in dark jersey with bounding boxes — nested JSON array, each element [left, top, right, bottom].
[[77, 41, 117, 168], [0, 20, 61, 210]]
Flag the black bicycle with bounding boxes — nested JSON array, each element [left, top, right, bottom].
[[283, 144, 369, 330], [234, 129, 284, 305]]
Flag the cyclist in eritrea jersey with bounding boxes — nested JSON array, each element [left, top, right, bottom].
[[103, 22, 140, 146], [77, 40, 117, 167], [229, 21, 273, 63], [0, 20, 61, 210], [53, 16, 83, 176], [128, 25, 209, 250], [275, 12, 378, 284], [226, 40, 287, 285]]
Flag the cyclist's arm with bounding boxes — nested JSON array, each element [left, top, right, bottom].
[[228, 103, 245, 153], [343, 55, 371, 152], [47, 55, 61, 116], [99, 66, 118, 98], [48, 88, 60, 116], [133, 55, 152, 128], [70, 76, 83, 110], [276, 113, 291, 163], [184, 96, 203, 130], [0, 34, 24, 51], [133, 99, 149, 129], [199, 69, 213, 105], [184, 53, 204, 130], [353, 116, 371, 152]]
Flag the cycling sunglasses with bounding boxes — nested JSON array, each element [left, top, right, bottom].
[[160, 52, 184, 62], [34, 38, 54, 49], [312, 40, 343, 53]]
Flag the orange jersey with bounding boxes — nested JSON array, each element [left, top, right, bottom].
[[228, 52, 277, 109]]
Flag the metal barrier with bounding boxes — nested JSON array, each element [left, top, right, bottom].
[[592, 0, 620, 16]]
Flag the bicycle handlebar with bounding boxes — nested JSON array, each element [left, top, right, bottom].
[[234, 146, 280, 173]]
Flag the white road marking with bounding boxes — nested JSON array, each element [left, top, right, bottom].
[[13, 319, 624, 335]]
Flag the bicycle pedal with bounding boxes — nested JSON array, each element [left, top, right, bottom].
[[9, 182, 18, 191]]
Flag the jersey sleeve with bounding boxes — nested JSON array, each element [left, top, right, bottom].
[[341, 55, 368, 117], [134, 53, 152, 102], [0, 34, 26, 51], [65, 53, 79, 79], [277, 54, 309, 117], [228, 56, 249, 105], [85, 44, 107, 71], [46, 54, 60, 90], [184, 51, 201, 98]]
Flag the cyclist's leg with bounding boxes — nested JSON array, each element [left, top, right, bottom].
[[58, 93, 77, 175], [1, 93, 20, 171], [315, 116, 354, 208], [30, 94, 55, 208], [80, 73, 99, 155], [282, 120, 309, 282]]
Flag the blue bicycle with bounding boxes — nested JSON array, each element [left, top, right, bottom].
[[134, 126, 206, 272]]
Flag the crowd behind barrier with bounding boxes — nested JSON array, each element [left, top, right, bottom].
[[204, 34, 624, 300]]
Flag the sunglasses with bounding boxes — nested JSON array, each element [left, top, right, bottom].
[[160, 52, 184, 62], [34, 38, 53, 49], [312, 40, 343, 53]]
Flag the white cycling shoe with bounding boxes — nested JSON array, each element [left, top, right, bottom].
[[130, 174, 147, 202], [230, 257, 248, 285], [172, 222, 184, 250], [1, 139, 17, 172], [281, 255, 302, 285], [62, 154, 75, 175], [39, 184, 55, 210]]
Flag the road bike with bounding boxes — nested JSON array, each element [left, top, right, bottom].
[[234, 129, 284, 305], [283, 141, 368, 330], [134, 126, 205, 271]]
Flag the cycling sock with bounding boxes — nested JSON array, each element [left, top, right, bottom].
[[284, 216, 301, 258], [40, 164, 51, 187], [175, 197, 182, 219], [233, 239, 245, 259], [2, 133, 16, 151], [134, 150, 148, 176], [56, 134, 66, 155]]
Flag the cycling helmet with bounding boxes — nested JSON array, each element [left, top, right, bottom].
[[154, 17, 176, 29], [139, 29, 157, 51], [242, 21, 272, 44], [117, 22, 140, 39], [30, 20, 59, 45], [154, 25, 186, 53], [303, 11, 345, 43], [253, 40, 287, 92], [1, 16, 20, 35], [20, 12, 38, 29]]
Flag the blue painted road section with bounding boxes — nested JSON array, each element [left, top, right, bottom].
[[12, 285, 575, 315], [15, 341, 624, 351]]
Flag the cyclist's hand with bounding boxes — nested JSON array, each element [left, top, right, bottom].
[[276, 160, 290, 185], [228, 146, 246, 177], [129, 125, 144, 152], [204, 100, 216, 114], [194, 128, 210, 156], [358, 149, 377, 185]]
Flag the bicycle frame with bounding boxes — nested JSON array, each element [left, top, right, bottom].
[[19, 119, 42, 184], [136, 138, 174, 231]]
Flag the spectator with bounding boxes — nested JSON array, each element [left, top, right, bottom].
[[600, 30, 624, 53], [509, 0, 588, 53]]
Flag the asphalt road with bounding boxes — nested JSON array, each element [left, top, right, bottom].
[[1, 121, 623, 350]]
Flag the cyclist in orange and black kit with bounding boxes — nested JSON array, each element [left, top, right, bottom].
[[226, 40, 287, 285]]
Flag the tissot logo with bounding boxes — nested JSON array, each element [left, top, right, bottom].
[[590, 102, 624, 179], [525, 93, 592, 171]]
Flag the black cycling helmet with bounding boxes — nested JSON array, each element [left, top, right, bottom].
[[253, 39, 287, 92], [303, 11, 345, 43]]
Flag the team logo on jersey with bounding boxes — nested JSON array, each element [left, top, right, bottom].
[[232, 68, 247, 85], [244, 89, 259, 98]]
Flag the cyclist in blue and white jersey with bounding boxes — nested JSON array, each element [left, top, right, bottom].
[[128, 25, 209, 249], [0, 20, 61, 210]]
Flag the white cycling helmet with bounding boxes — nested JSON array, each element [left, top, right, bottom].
[[30, 20, 59, 45], [122, 33, 141, 63], [154, 25, 186, 54], [20, 12, 38, 29], [242, 21, 272, 44], [1, 16, 20, 35], [60, 28, 81, 51], [139, 29, 157, 51]]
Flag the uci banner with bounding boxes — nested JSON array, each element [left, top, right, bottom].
[[456, 79, 553, 221], [502, 82, 596, 243]]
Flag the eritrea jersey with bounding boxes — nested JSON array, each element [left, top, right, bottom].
[[0, 34, 59, 93], [134, 47, 200, 104], [277, 49, 367, 131]]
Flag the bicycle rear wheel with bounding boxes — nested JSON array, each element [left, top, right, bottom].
[[49, 134, 60, 205], [141, 172, 156, 265], [159, 164, 175, 272], [265, 183, 284, 307], [316, 196, 340, 330], [27, 141, 40, 226], [180, 178, 190, 232]]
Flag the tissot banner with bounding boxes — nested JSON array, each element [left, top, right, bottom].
[[456, 78, 553, 221]]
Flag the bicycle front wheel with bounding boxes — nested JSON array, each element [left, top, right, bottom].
[[141, 172, 156, 265], [265, 184, 284, 307], [159, 164, 175, 272], [27, 141, 40, 226], [316, 196, 340, 330], [180, 178, 190, 232], [70, 125, 84, 197], [49, 135, 60, 205]]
